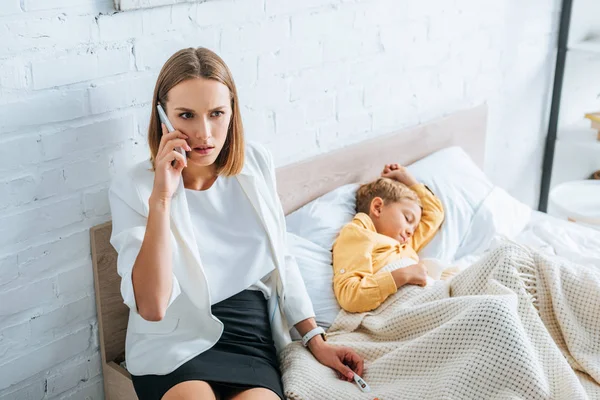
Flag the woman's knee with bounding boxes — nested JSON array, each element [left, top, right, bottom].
[[230, 387, 280, 400], [162, 380, 217, 400]]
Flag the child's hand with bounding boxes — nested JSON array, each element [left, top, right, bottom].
[[403, 262, 428, 287], [381, 164, 418, 186], [391, 262, 428, 288]]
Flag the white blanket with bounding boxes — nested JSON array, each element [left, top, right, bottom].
[[280, 240, 600, 399]]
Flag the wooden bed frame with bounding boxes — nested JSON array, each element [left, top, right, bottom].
[[90, 104, 487, 399]]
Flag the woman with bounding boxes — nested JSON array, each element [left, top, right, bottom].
[[108, 47, 364, 400]]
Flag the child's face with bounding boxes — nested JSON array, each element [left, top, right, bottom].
[[370, 198, 422, 244]]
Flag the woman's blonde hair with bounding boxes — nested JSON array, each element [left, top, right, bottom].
[[355, 177, 421, 214], [148, 47, 244, 175]]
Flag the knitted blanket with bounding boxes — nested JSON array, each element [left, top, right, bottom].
[[280, 241, 600, 399]]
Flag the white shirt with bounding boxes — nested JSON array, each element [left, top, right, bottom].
[[185, 176, 276, 305]]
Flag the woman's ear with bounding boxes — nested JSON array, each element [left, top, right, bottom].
[[370, 197, 384, 218]]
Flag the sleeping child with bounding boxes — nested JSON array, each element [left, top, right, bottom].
[[332, 163, 454, 313]]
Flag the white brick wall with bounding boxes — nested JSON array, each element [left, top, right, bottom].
[[0, 0, 560, 398]]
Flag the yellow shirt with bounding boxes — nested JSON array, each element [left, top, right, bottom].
[[332, 184, 445, 313]]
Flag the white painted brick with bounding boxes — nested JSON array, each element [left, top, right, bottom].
[[62, 155, 112, 193], [193, 0, 264, 27], [288, 63, 350, 101], [0, 255, 18, 288], [83, 188, 110, 217], [30, 296, 96, 337], [46, 357, 93, 398], [0, 90, 88, 133], [258, 40, 323, 79], [0, 380, 45, 400], [0, 278, 56, 317], [0, 173, 40, 211], [97, 11, 143, 42], [57, 377, 104, 400], [267, 126, 319, 166], [0, 197, 83, 247], [134, 106, 152, 140], [23, 0, 107, 11], [46, 357, 90, 397], [346, 54, 402, 87], [240, 76, 290, 111], [274, 102, 307, 136], [0, 325, 91, 391], [0, 58, 28, 90], [302, 94, 336, 125], [317, 112, 372, 150], [86, 352, 102, 379], [219, 53, 258, 89], [18, 231, 89, 281], [1, 155, 112, 211], [56, 264, 94, 298], [379, 20, 428, 54], [290, 7, 354, 42], [133, 30, 220, 71], [0, 135, 43, 172], [240, 107, 275, 143], [142, 5, 175, 35], [0, 1, 21, 16], [323, 28, 382, 63], [88, 74, 155, 114], [221, 18, 290, 55], [1, 15, 95, 57], [353, 1, 407, 29], [336, 86, 364, 119], [32, 47, 131, 90], [109, 140, 147, 173], [265, 0, 339, 16], [0, 322, 31, 362], [372, 105, 419, 132], [41, 116, 134, 161]]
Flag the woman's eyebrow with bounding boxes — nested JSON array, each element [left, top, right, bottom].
[[174, 107, 195, 112]]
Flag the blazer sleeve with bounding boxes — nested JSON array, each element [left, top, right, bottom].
[[108, 175, 181, 314], [260, 147, 316, 327]]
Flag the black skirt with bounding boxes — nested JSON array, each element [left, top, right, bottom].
[[131, 290, 284, 400]]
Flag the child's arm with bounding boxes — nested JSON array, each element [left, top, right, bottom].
[[332, 224, 397, 313], [409, 183, 445, 252], [381, 164, 444, 252]]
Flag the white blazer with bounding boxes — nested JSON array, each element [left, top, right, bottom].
[[108, 142, 315, 376]]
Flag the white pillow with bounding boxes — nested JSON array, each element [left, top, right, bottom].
[[453, 186, 532, 260], [287, 232, 340, 331], [285, 183, 359, 251], [407, 146, 494, 262]]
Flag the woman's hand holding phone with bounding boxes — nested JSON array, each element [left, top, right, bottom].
[[152, 123, 191, 203]]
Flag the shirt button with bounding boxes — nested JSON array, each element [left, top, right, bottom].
[[340, 269, 346, 274]]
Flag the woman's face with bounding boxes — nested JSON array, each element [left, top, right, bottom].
[[165, 77, 232, 170]]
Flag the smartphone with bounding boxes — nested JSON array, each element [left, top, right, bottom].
[[157, 103, 186, 166]]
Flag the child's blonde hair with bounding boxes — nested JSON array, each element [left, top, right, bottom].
[[355, 177, 421, 214]]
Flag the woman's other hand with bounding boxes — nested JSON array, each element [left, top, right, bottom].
[[307, 337, 364, 382]]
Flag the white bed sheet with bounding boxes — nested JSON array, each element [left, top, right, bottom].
[[517, 211, 600, 267], [456, 211, 600, 270]]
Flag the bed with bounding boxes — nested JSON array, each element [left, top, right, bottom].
[[91, 104, 600, 400]]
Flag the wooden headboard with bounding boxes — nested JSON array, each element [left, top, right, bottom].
[[276, 104, 487, 214], [91, 104, 487, 368]]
